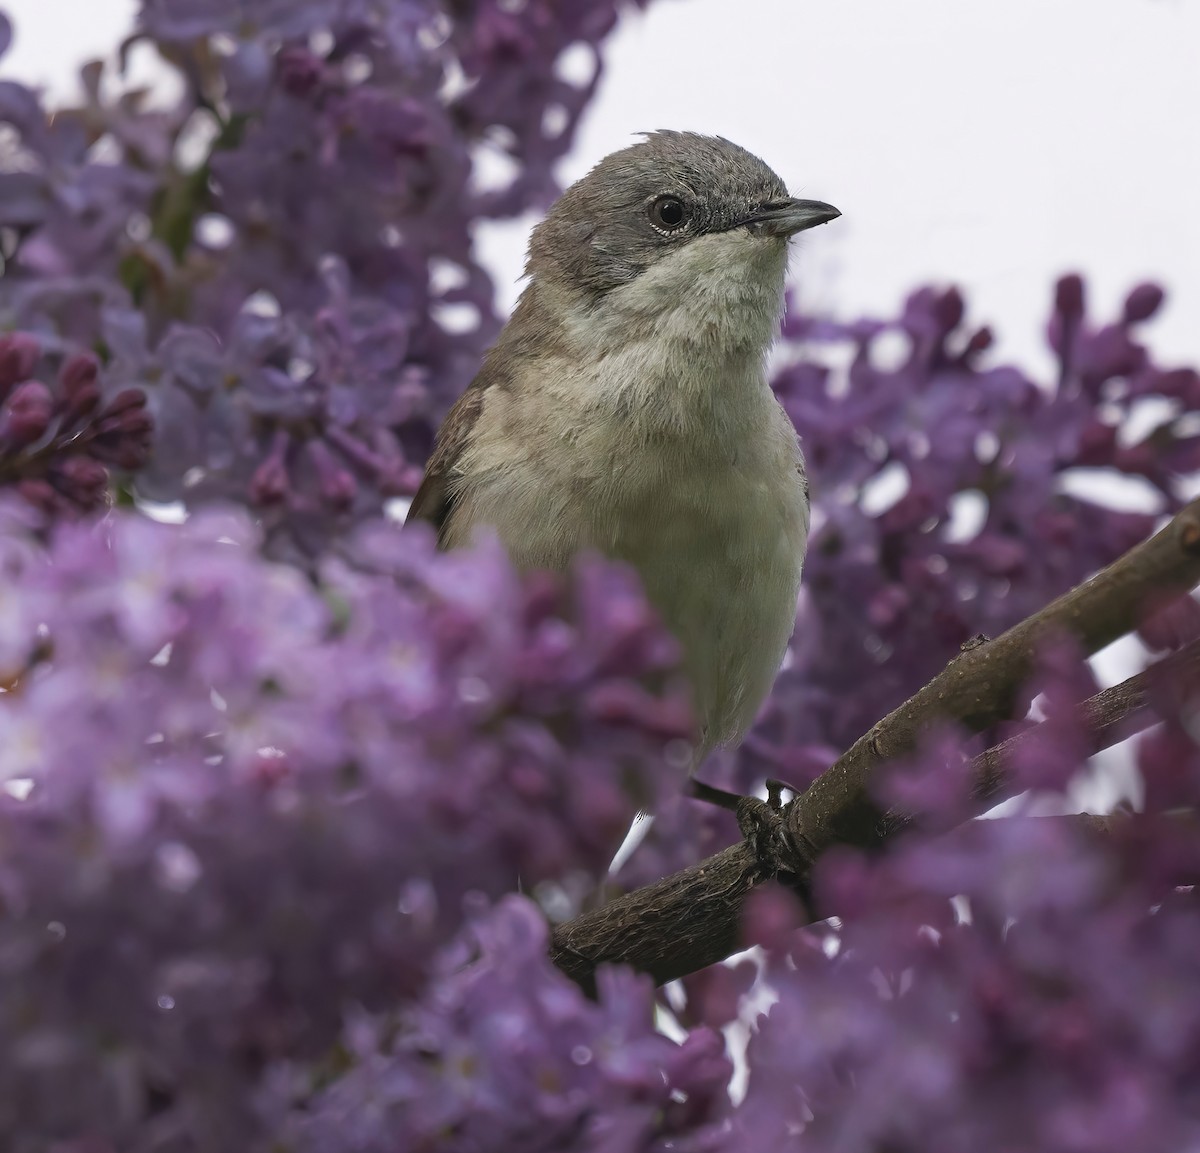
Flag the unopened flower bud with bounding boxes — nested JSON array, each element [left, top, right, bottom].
[[59, 353, 100, 397], [1122, 282, 1165, 325], [0, 333, 40, 397], [3, 379, 54, 449]]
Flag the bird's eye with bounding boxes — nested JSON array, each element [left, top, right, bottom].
[[649, 195, 688, 232]]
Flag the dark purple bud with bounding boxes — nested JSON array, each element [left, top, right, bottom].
[[1080, 325, 1144, 383], [53, 455, 110, 509], [322, 468, 356, 508], [247, 458, 286, 503], [1149, 367, 1200, 404], [965, 325, 994, 355], [59, 352, 99, 397], [933, 286, 965, 334], [250, 437, 291, 505], [102, 388, 148, 417], [97, 408, 154, 439], [277, 46, 325, 96], [1055, 274, 1086, 320], [15, 477, 59, 514], [1048, 276, 1088, 366], [0, 332, 40, 395], [309, 439, 358, 509], [1122, 282, 1165, 325], [95, 442, 150, 470], [901, 286, 939, 337], [61, 383, 101, 428], [3, 379, 53, 449], [93, 388, 153, 459]]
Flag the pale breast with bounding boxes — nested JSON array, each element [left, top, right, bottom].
[[456, 366, 808, 756], [596, 401, 808, 752]]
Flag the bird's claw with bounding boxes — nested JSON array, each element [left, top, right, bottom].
[[735, 795, 795, 878], [689, 777, 806, 878]]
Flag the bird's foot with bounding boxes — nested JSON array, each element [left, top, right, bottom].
[[687, 778, 802, 877]]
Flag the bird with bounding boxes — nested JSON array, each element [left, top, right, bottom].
[[407, 130, 839, 769]]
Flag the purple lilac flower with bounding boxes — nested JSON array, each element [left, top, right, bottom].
[[272, 897, 733, 1152], [0, 505, 688, 1147], [767, 278, 1192, 765], [723, 780, 1200, 1153], [0, 0, 647, 558], [0, 332, 152, 517]]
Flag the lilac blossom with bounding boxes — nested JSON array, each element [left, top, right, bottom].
[[768, 277, 1193, 764], [270, 898, 733, 1152], [0, 505, 687, 1147], [725, 775, 1200, 1153], [0, 0, 644, 558], [0, 332, 152, 517]]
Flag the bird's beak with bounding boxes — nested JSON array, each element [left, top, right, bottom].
[[742, 198, 841, 239]]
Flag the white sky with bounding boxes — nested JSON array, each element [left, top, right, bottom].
[[5, 0, 1199, 378]]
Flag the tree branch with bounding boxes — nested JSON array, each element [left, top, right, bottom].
[[550, 498, 1200, 992], [967, 636, 1200, 811]]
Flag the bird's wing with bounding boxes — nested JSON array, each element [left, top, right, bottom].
[[405, 359, 503, 545]]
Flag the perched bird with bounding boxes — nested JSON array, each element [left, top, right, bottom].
[[408, 131, 839, 763]]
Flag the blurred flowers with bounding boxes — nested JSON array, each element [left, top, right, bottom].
[[0, 506, 688, 1144]]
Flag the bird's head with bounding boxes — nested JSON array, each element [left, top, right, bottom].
[[526, 131, 839, 331]]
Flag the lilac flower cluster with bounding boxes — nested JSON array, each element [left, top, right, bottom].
[[0, 332, 152, 517], [749, 275, 1198, 787], [268, 898, 734, 1152], [740, 871, 1194, 1151], [6, 499, 1193, 1152], [725, 697, 1200, 1153], [623, 275, 1200, 883], [0, 505, 687, 1147], [0, 0, 642, 558]]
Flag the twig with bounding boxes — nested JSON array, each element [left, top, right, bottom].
[[967, 636, 1200, 810]]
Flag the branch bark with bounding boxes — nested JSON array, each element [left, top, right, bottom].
[[551, 498, 1200, 993], [966, 636, 1200, 811]]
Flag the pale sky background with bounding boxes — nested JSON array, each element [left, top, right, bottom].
[[4, 0, 1197, 807]]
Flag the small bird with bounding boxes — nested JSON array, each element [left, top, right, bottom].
[[408, 131, 839, 764]]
